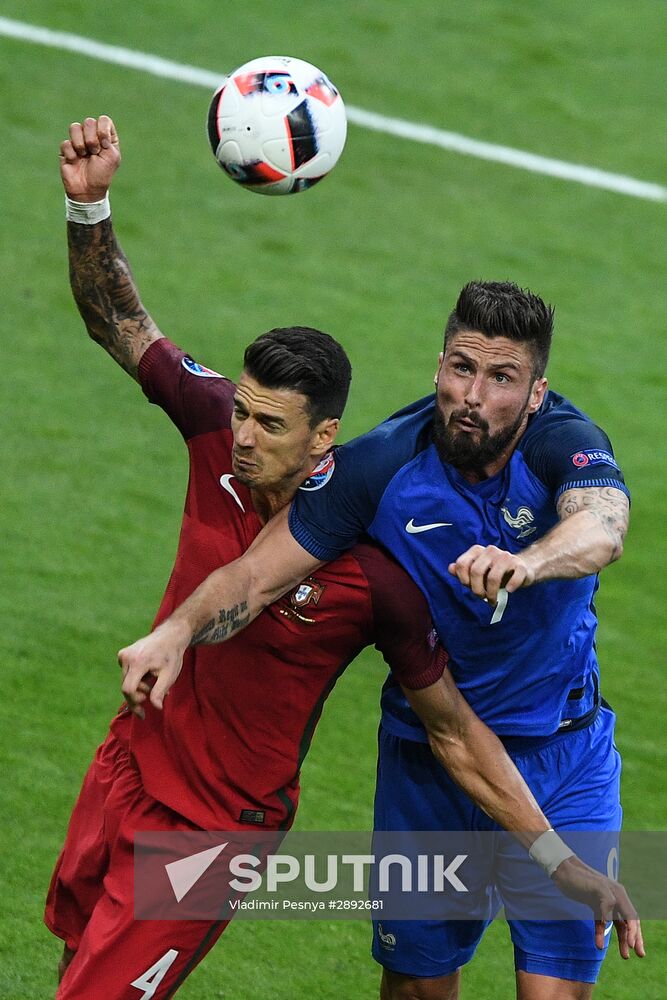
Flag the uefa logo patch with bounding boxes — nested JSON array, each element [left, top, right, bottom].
[[299, 452, 335, 491], [570, 449, 619, 471], [181, 356, 225, 379]]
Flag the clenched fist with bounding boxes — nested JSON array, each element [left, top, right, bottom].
[[60, 115, 121, 202]]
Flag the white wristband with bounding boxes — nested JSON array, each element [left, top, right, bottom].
[[65, 194, 111, 225], [528, 829, 574, 877]]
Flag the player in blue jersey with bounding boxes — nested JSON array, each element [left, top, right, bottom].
[[121, 281, 639, 998]]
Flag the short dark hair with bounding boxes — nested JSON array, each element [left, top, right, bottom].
[[243, 326, 352, 426], [444, 280, 554, 377]]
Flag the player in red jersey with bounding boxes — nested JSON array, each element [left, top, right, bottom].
[[48, 116, 641, 1000]]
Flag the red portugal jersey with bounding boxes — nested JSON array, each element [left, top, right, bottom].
[[111, 339, 445, 831]]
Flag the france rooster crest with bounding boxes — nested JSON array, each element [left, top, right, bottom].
[[501, 504, 536, 539]]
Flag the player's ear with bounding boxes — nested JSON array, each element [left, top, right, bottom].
[[528, 377, 548, 413], [434, 351, 444, 387], [312, 417, 339, 454]]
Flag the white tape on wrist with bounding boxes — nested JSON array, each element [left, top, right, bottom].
[[528, 829, 575, 877], [65, 194, 111, 224]]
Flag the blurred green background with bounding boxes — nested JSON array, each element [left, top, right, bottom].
[[1, 2, 665, 996]]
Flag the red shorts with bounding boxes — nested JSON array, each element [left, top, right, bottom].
[[45, 733, 230, 999]]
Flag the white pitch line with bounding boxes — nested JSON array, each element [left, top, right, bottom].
[[1, 15, 665, 203], [348, 108, 666, 202]]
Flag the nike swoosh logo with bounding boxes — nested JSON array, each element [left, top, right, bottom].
[[405, 519, 452, 534], [219, 474, 245, 512]]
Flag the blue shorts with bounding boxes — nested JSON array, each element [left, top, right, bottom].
[[371, 706, 622, 983]]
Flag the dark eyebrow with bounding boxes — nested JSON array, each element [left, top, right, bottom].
[[449, 349, 475, 363], [234, 396, 287, 428], [449, 349, 520, 372], [258, 413, 287, 428], [489, 360, 521, 371]]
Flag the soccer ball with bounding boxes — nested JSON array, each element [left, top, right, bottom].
[[207, 56, 347, 195]]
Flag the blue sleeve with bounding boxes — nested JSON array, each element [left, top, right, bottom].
[[289, 444, 375, 561], [520, 414, 630, 501], [289, 395, 435, 561]]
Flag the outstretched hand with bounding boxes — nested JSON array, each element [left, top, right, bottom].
[[551, 856, 645, 960], [60, 115, 121, 202], [118, 618, 192, 718]]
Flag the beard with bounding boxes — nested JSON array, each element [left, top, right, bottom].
[[432, 401, 529, 479]]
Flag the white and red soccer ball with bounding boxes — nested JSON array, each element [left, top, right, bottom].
[[207, 56, 347, 195]]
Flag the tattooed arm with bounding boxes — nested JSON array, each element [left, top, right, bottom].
[[449, 485, 629, 604], [537, 485, 627, 572], [66, 219, 162, 380], [60, 115, 163, 380]]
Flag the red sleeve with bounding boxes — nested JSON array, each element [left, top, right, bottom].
[[138, 338, 236, 439], [352, 541, 448, 690]]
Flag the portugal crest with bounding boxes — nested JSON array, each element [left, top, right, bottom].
[[279, 578, 326, 623]]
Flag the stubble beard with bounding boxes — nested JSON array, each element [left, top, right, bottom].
[[231, 453, 261, 487], [232, 450, 312, 496]]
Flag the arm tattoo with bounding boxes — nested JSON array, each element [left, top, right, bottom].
[[68, 219, 161, 378], [557, 486, 629, 561], [191, 602, 250, 646]]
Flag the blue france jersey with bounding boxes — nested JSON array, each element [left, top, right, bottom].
[[289, 391, 629, 739]]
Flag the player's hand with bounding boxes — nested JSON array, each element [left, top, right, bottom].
[[448, 544, 535, 605], [118, 618, 192, 718], [551, 856, 645, 959], [60, 115, 121, 202]]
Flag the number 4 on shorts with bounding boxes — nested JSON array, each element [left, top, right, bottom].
[[131, 949, 179, 999]]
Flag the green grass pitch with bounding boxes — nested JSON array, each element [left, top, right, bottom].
[[0, 2, 665, 996]]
